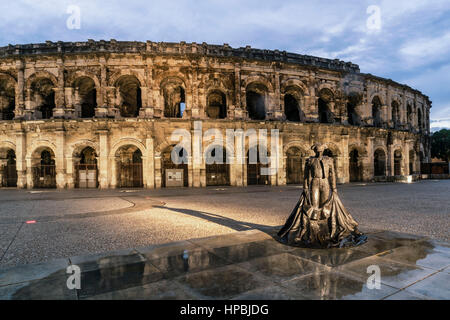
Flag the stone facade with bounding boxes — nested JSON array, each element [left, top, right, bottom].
[[0, 40, 431, 189]]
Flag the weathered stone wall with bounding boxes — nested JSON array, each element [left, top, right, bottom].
[[0, 40, 431, 189]]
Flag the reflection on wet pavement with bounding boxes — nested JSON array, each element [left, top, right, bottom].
[[0, 227, 448, 300]]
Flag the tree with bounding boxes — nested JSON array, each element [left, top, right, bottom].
[[431, 129, 450, 162]]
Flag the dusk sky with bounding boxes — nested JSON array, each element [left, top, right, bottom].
[[1, 0, 449, 130]]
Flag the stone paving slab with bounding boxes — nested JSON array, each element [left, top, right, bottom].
[[0, 227, 449, 300]]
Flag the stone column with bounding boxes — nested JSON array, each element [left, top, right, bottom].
[[191, 122, 203, 187], [97, 130, 109, 188], [272, 71, 283, 120], [0, 160, 6, 187], [233, 64, 244, 119], [53, 61, 66, 119], [15, 131, 27, 188], [232, 132, 245, 187], [66, 156, 76, 189], [145, 137, 155, 188], [95, 59, 109, 118], [340, 134, 349, 184], [366, 137, 375, 180], [26, 156, 34, 189], [55, 130, 67, 189], [15, 60, 25, 119]]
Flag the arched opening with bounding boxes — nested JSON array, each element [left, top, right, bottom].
[[0, 76, 16, 120], [161, 146, 189, 187], [286, 147, 304, 184], [0, 149, 17, 187], [374, 149, 386, 177], [206, 90, 227, 119], [417, 108, 423, 133], [116, 76, 142, 118], [32, 148, 56, 188], [318, 88, 334, 124], [407, 104, 413, 125], [31, 78, 55, 119], [349, 149, 362, 182], [247, 145, 270, 185], [372, 96, 382, 127], [346, 93, 361, 125], [284, 94, 304, 122], [163, 83, 186, 118], [75, 147, 98, 188], [205, 146, 230, 186], [391, 101, 400, 128], [116, 146, 143, 188], [74, 77, 97, 118], [246, 83, 267, 120], [394, 150, 402, 176]]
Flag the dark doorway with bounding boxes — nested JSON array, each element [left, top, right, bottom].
[[162, 146, 189, 187], [75, 147, 98, 188], [284, 95, 302, 122], [286, 147, 303, 184], [374, 149, 386, 177], [247, 146, 270, 185], [394, 150, 402, 176], [117, 147, 143, 188], [206, 147, 230, 186], [33, 150, 56, 188], [349, 149, 362, 182]]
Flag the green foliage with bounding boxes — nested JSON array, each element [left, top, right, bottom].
[[431, 129, 450, 162]]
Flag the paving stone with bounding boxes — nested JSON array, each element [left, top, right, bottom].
[[403, 272, 450, 300]]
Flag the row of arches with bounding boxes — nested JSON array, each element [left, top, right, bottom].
[[0, 144, 420, 188], [0, 70, 428, 131]]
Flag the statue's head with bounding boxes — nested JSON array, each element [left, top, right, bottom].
[[312, 143, 327, 155]]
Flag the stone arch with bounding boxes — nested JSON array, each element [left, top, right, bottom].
[[72, 76, 98, 118], [242, 75, 274, 93], [0, 73, 17, 120], [346, 92, 363, 125], [374, 148, 387, 177], [161, 76, 187, 118], [393, 148, 403, 176], [29, 144, 57, 189], [67, 70, 101, 89], [69, 140, 99, 159], [371, 95, 383, 127], [109, 69, 145, 88], [368, 92, 385, 106], [348, 143, 368, 157], [25, 71, 58, 89], [281, 78, 310, 97], [245, 81, 268, 120], [348, 146, 365, 182], [0, 143, 17, 187], [318, 87, 335, 123], [282, 84, 305, 122], [115, 75, 142, 117], [27, 73, 57, 119], [110, 138, 146, 158], [27, 140, 57, 159], [205, 88, 227, 119]]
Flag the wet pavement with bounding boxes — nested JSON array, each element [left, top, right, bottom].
[[0, 227, 448, 300]]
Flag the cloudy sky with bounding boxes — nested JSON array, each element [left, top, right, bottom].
[[0, 0, 449, 130]]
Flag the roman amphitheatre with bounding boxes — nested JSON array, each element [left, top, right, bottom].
[[0, 40, 431, 189]]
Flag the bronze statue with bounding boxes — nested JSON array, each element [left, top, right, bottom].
[[278, 143, 367, 248]]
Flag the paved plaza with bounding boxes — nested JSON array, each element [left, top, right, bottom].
[[0, 180, 449, 300]]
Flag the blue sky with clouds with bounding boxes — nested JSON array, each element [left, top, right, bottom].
[[1, 0, 449, 130]]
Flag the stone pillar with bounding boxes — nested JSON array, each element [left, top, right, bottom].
[[366, 137, 375, 180], [97, 130, 109, 188], [275, 133, 285, 186], [404, 143, 410, 176], [95, 59, 109, 118], [55, 130, 66, 189], [0, 160, 6, 187], [145, 137, 155, 188], [15, 60, 25, 119], [272, 71, 283, 120], [191, 122, 203, 187], [64, 87, 75, 119], [15, 131, 27, 188], [340, 134, 349, 184], [26, 157, 34, 189], [53, 61, 66, 119], [233, 132, 245, 187], [66, 156, 76, 189], [233, 64, 244, 119]]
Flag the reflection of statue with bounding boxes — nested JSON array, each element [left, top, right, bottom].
[[278, 143, 367, 248]]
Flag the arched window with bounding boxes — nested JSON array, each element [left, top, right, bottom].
[[392, 101, 400, 128], [347, 93, 361, 126], [318, 89, 334, 124], [374, 149, 386, 177], [372, 96, 382, 127], [246, 83, 267, 120], [0, 76, 15, 120], [31, 78, 55, 119], [163, 84, 185, 118], [116, 76, 142, 118], [206, 90, 227, 119], [284, 94, 304, 122], [74, 77, 97, 118]]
